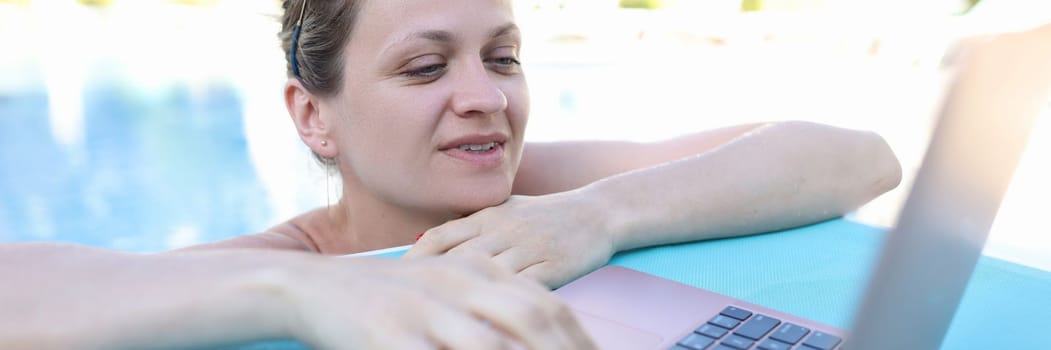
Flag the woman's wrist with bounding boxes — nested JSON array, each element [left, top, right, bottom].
[[233, 258, 307, 340], [566, 180, 634, 254], [273, 255, 386, 346]]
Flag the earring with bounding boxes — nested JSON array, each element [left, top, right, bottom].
[[321, 140, 328, 146]]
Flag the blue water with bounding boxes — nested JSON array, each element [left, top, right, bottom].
[[0, 74, 271, 252]]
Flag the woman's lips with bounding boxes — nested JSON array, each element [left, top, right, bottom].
[[437, 132, 509, 167], [441, 142, 504, 167]]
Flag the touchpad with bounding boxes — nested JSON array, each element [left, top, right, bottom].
[[572, 309, 664, 350]]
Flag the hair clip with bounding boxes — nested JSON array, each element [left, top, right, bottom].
[[290, 0, 308, 79]]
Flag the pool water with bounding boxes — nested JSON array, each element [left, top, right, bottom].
[[0, 78, 271, 252]]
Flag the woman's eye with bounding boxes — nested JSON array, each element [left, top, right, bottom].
[[492, 57, 520, 66], [487, 56, 521, 73], [404, 63, 446, 78]]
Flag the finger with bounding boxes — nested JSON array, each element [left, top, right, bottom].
[[427, 302, 514, 350], [404, 225, 478, 258], [491, 247, 536, 273], [414, 255, 517, 298], [553, 308, 600, 350], [446, 236, 506, 258], [382, 336, 434, 350], [451, 253, 515, 281], [540, 293, 599, 350], [502, 276, 599, 350], [518, 261, 563, 289], [464, 283, 577, 350]]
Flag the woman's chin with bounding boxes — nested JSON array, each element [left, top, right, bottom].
[[445, 192, 511, 216]]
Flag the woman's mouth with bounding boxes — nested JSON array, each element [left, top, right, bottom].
[[442, 142, 504, 167], [457, 142, 499, 153]]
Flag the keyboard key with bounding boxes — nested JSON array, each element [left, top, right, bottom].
[[802, 331, 842, 350], [733, 314, 780, 340], [677, 333, 716, 350], [695, 324, 728, 339], [670, 345, 695, 350], [720, 334, 755, 349], [757, 339, 793, 350], [708, 315, 741, 329], [769, 323, 810, 344], [711, 345, 738, 350], [719, 306, 753, 321]]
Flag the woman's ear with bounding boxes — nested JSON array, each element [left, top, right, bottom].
[[285, 79, 337, 158]]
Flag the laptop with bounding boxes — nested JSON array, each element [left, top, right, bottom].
[[553, 23, 1051, 350]]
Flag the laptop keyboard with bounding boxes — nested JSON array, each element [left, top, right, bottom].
[[671, 306, 842, 350]]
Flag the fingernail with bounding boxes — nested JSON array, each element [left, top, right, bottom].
[[415, 232, 425, 241]]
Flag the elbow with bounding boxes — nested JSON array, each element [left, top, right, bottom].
[[771, 120, 903, 208], [784, 120, 903, 195], [835, 129, 903, 214], [769, 121, 903, 190], [863, 130, 903, 197]]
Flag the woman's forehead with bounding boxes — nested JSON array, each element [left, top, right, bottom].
[[353, 0, 516, 46]]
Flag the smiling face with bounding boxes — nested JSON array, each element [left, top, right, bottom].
[[320, 0, 528, 217]]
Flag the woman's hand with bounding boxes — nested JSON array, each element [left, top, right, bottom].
[[287, 254, 596, 349], [404, 193, 617, 288]]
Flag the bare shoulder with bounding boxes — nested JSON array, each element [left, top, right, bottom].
[[268, 208, 329, 252], [174, 209, 328, 253]]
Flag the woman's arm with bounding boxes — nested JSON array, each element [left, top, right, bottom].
[[580, 120, 902, 251], [0, 242, 594, 349], [1, 243, 299, 349], [408, 121, 902, 287], [513, 123, 765, 195]]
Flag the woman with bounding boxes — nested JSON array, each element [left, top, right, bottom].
[[186, 0, 902, 288]]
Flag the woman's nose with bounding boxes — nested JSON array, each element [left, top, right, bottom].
[[449, 62, 508, 117]]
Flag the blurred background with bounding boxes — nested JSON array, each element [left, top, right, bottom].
[[0, 0, 1047, 271]]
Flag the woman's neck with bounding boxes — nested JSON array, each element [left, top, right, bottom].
[[309, 188, 457, 255]]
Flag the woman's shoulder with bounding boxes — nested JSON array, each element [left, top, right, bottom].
[[267, 208, 330, 253], [172, 221, 319, 253], [179, 209, 329, 253]]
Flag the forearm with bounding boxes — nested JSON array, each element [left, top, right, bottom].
[[0, 243, 304, 349], [514, 123, 765, 195], [576, 121, 902, 252]]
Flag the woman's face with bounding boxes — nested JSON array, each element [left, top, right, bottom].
[[323, 0, 527, 215]]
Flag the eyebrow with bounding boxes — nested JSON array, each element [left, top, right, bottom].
[[488, 23, 520, 39], [382, 23, 520, 56], [414, 30, 453, 43]]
